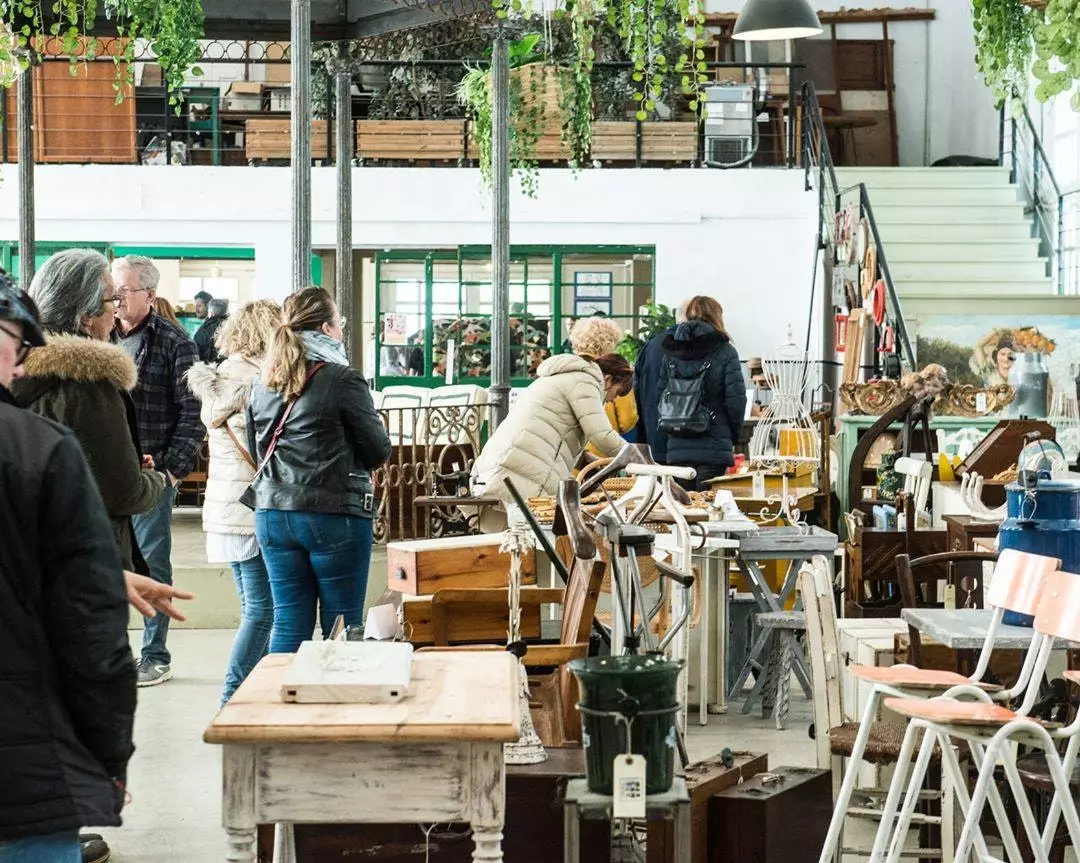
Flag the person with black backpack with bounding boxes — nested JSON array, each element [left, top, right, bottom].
[[656, 296, 746, 490]]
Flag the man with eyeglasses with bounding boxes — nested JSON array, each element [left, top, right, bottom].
[[111, 255, 204, 688]]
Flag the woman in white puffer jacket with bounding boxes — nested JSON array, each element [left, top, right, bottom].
[[472, 352, 632, 531], [187, 299, 280, 706]]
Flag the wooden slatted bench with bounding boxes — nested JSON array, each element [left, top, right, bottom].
[[356, 119, 467, 163], [591, 120, 699, 164], [245, 118, 330, 161]]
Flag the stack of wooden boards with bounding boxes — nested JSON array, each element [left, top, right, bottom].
[[385, 534, 540, 645]]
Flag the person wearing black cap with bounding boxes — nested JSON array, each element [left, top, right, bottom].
[[0, 275, 190, 863]]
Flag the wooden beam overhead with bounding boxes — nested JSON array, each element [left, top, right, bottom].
[[705, 7, 936, 26]]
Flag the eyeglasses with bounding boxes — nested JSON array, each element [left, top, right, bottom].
[[0, 321, 34, 364], [102, 294, 122, 305], [115, 287, 150, 296]]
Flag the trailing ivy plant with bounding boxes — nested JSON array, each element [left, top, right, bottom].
[[1032, 0, 1080, 109], [973, 0, 1037, 108], [457, 32, 547, 196], [0, 0, 204, 109]]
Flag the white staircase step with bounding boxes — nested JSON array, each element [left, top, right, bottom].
[[868, 203, 1026, 223], [890, 260, 1049, 281], [886, 239, 1041, 261], [897, 278, 1055, 296], [835, 166, 1010, 188], [876, 221, 1033, 243], [866, 186, 1019, 206]]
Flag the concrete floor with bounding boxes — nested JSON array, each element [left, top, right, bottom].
[[107, 511, 819, 861]]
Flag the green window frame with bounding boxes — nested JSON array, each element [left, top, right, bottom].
[[373, 244, 655, 391]]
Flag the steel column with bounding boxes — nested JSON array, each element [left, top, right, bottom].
[[488, 24, 511, 429], [291, 0, 313, 291], [17, 60, 34, 291], [334, 47, 355, 356]]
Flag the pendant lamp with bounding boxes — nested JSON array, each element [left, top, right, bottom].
[[732, 0, 823, 41]]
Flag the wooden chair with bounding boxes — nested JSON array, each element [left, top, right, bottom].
[[895, 550, 997, 669]]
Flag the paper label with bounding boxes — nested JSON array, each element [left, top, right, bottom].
[[944, 584, 957, 611], [975, 392, 987, 413], [752, 471, 766, 499], [612, 755, 647, 818]]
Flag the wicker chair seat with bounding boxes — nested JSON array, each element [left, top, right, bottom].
[[829, 721, 941, 765]]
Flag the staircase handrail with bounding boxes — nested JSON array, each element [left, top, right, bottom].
[[801, 80, 914, 376], [1000, 100, 1067, 294]]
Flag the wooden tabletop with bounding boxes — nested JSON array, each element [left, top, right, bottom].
[[204, 651, 521, 745]]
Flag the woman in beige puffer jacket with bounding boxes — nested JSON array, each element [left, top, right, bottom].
[[472, 352, 632, 530]]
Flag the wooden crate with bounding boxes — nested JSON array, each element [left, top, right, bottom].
[[386, 534, 536, 596], [244, 118, 330, 161], [400, 591, 541, 645], [590, 121, 698, 163], [357, 119, 466, 162]]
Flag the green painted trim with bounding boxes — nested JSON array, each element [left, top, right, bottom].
[[111, 246, 257, 260]]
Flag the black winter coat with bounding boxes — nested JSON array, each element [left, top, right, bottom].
[[194, 315, 227, 365], [246, 361, 392, 518], [0, 387, 136, 840], [657, 321, 747, 470], [634, 327, 676, 461]]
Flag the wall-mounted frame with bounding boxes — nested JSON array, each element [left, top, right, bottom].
[[573, 271, 614, 317]]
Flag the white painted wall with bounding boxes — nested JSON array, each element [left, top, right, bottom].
[[0, 165, 819, 360], [711, 1, 999, 166]]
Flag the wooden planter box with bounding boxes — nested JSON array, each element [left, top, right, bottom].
[[591, 121, 699, 164], [357, 119, 466, 162], [244, 118, 331, 161], [467, 64, 574, 164]]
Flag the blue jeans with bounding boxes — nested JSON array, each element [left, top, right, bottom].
[[133, 484, 177, 665], [221, 553, 274, 707], [255, 510, 374, 653], [0, 831, 80, 862]]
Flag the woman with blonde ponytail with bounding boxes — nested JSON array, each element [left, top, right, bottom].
[[245, 287, 391, 652]]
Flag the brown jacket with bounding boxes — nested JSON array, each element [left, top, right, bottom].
[[12, 333, 165, 571]]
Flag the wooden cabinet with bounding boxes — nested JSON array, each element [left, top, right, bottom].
[[4, 59, 136, 163], [943, 514, 1001, 554]]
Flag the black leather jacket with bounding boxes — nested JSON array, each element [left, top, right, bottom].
[[245, 362, 391, 518]]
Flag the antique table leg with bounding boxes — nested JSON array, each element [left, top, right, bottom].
[[470, 743, 506, 863], [563, 798, 580, 863], [223, 745, 257, 863]]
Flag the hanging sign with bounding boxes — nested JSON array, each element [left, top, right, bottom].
[[383, 314, 407, 345]]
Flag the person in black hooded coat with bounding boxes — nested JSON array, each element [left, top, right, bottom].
[[657, 296, 746, 489]]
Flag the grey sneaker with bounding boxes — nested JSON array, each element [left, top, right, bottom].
[[136, 659, 172, 687]]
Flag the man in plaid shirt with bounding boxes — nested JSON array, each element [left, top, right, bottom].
[[112, 255, 205, 687]]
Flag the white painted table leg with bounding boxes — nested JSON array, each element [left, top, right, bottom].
[[273, 823, 296, 863], [698, 551, 710, 726], [471, 825, 504, 862], [223, 745, 256, 863]]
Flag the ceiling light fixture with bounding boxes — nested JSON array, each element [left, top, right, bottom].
[[732, 0, 823, 41]]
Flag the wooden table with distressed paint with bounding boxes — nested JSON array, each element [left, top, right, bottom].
[[204, 651, 521, 862]]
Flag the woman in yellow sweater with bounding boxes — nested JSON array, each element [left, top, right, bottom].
[[569, 316, 639, 452]]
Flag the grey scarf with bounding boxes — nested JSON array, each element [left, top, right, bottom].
[[301, 330, 349, 366]]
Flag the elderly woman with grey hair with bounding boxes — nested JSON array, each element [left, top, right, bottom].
[[11, 248, 165, 575]]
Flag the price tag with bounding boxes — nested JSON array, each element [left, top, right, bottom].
[[612, 755, 647, 818], [752, 471, 766, 499], [975, 392, 987, 413], [944, 583, 957, 611]]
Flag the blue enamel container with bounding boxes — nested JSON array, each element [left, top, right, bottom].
[[998, 477, 1080, 626]]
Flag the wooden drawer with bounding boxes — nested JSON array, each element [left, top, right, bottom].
[[387, 535, 536, 596], [401, 590, 542, 645]]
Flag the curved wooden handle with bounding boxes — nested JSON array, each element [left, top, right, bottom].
[[553, 479, 596, 560], [576, 457, 614, 492]]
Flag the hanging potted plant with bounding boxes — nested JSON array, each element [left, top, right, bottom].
[[0, 0, 204, 109]]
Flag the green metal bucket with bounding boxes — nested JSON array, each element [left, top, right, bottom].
[[569, 654, 684, 795]]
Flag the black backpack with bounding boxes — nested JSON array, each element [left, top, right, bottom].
[[657, 359, 713, 436]]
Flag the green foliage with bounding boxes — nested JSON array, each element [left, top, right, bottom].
[[1032, 0, 1080, 107], [0, 0, 203, 110], [973, 0, 1037, 108], [614, 303, 676, 363]]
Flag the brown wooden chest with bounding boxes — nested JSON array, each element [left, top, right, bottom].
[[386, 534, 536, 596]]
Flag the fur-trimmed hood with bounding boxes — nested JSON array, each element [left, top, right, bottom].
[[186, 354, 259, 428], [20, 332, 138, 391]]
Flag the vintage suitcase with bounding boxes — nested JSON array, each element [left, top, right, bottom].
[[255, 747, 608, 862], [708, 766, 831, 863], [386, 534, 536, 596], [647, 750, 769, 863]]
